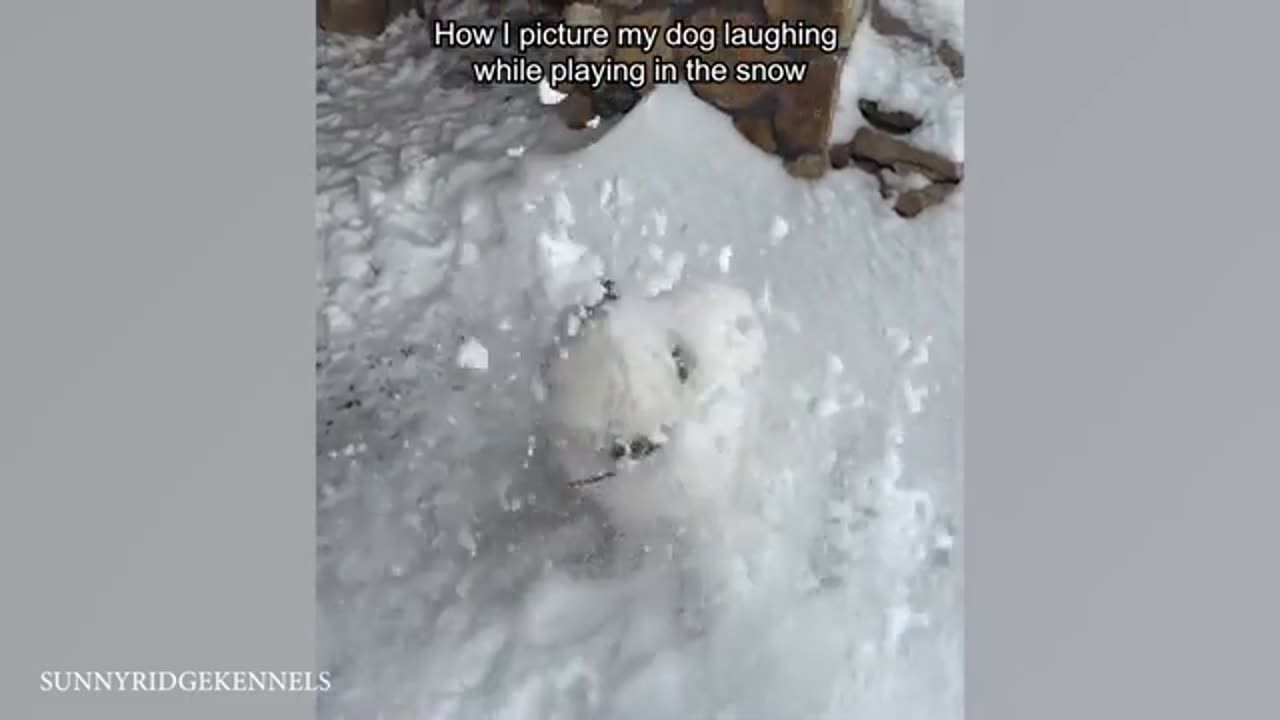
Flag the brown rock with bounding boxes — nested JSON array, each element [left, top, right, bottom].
[[611, 8, 674, 90], [834, 123, 964, 217], [552, 79, 591, 96], [733, 113, 779, 154], [848, 126, 962, 183], [319, 0, 391, 37], [773, 53, 841, 158], [614, 8, 672, 58], [681, 11, 788, 111], [785, 152, 830, 179], [555, 92, 598, 129], [763, 0, 844, 26], [686, 47, 783, 111], [592, 83, 645, 117], [759, 0, 865, 53], [828, 141, 852, 169], [894, 181, 959, 217]]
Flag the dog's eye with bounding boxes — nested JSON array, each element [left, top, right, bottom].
[[671, 345, 690, 383], [609, 440, 628, 460], [629, 437, 657, 457]]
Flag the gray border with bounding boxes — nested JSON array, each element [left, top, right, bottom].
[[972, 0, 1280, 717], [0, 1, 315, 718], [4, 0, 1280, 718]]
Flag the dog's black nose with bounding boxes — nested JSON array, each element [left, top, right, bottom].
[[600, 278, 619, 302], [671, 345, 690, 383]]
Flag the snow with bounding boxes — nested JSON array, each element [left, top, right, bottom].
[[538, 78, 568, 105], [456, 337, 490, 371], [769, 215, 791, 244], [317, 5, 962, 720], [880, 0, 965, 55], [717, 245, 734, 274]]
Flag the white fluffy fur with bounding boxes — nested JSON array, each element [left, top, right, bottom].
[[540, 281, 767, 547]]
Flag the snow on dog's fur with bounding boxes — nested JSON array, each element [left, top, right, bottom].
[[539, 280, 768, 560]]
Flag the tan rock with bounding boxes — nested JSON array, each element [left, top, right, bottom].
[[894, 181, 959, 218], [848, 126, 964, 183]]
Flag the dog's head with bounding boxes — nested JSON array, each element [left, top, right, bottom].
[[540, 279, 766, 491]]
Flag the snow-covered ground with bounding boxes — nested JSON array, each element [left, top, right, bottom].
[[316, 4, 962, 718]]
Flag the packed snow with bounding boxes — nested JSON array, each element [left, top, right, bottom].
[[317, 4, 963, 719]]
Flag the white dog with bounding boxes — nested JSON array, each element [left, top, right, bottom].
[[539, 279, 768, 559]]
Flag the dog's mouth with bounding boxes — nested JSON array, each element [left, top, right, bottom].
[[578, 278, 619, 320], [566, 429, 667, 489]]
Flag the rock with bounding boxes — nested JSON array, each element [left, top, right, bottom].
[[593, 82, 644, 117], [556, 91, 599, 129], [763, 0, 849, 26], [549, 0, 864, 182], [857, 99, 923, 135], [683, 11, 783, 111], [848, 126, 963, 183], [833, 126, 963, 215], [828, 141, 852, 169], [870, 0, 965, 80], [894, 181, 959, 218], [785, 153, 830, 179], [319, 0, 391, 37], [686, 47, 785, 111], [773, 53, 841, 167], [611, 8, 674, 91], [734, 114, 779, 154]]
